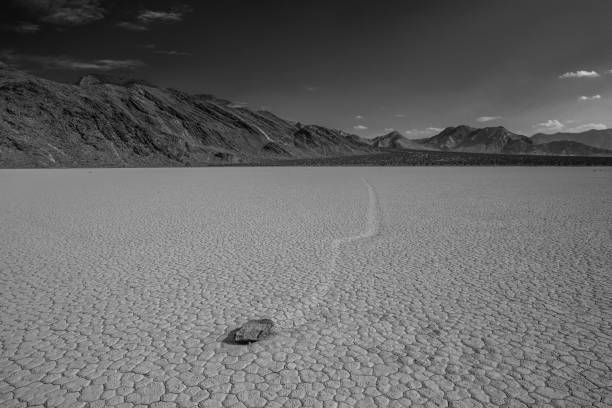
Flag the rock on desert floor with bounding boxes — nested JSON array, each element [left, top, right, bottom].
[[1, 167, 611, 408]]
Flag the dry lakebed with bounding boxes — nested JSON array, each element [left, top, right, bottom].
[[1, 167, 611, 408]]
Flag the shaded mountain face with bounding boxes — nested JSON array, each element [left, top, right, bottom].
[[0, 66, 373, 168], [531, 129, 612, 151]]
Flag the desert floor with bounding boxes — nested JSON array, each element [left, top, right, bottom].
[[1, 167, 611, 408]]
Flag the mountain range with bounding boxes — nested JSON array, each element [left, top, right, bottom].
[[0, 63, 611, 168], [371, 126, 612, 156], [531, 129, 612, 151], [0, 64, 371, 167]]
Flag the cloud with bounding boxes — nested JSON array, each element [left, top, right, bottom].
[[534, 119, 565, 133], [355, 115, 363, 120], [137, 10, 184, 24], [405, 127, 443, 136], [43, 4, 104, 25], [384, 128, 395, 132], [532, 120, 607, 134], [85, 59, 143, 70], [116, 21, 147, 31], [14, 0, 106, 26], [0, 50, 143, 71], [476, 115, 502, 122], [304, 85, 319, 92], [1, 21, 41, 33], [558, 70, 600, 79], [353, 125, 368, 130], [117, 5, 192, 31], [566, 123, 607, 133], [578, 95, 601, 101]]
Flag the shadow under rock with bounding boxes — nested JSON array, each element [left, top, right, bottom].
[[222, 328, 247, 345]]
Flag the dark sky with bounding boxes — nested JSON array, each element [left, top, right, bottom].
[[2, 0, 612, 137]]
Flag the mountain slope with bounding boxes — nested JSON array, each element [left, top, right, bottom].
[[417, 126, 533, 153], [0, 65, 373, 167], [531, 129, 612, 150], [369, 130, 435, 150]]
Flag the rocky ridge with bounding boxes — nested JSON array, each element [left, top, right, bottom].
[[373, 126, 612, 156], [1, 63, 611, 168], [0, 65, 373, 167]]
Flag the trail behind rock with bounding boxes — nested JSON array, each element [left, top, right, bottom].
[[281, 178, 380, 329]]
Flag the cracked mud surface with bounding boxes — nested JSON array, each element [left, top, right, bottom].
[[1, 167, 611, 408]]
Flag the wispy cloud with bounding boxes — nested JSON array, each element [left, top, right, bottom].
[[559, 70, 600, 79], [578, 95, 601, 101], [567, 123, 607, 133], [137, 10, 184, 24], [117, 5, 192, 31], [353, 125, 368, 130], [533, 120, 607, 134], [394, 113, 405, 118], [116, 21, 147, 31], [476, 115, 502, 122], [5, 0, 105, 30], [533, 119, 565, 133], [304, 85, 319, 92], [405, 127, 443, 136], [0, 50, 143, 71], [355, 115, 364, 120], [1, 21, 41, 34], [44, 3, 104, 25], [18, 0, 106, 26], [384, 128, 395, 132]]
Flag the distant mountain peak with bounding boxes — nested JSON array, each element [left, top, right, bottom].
[[422, 125, 531, 153], [449, 124, 475, 131], [384, 130, 403, 137], [369, 129, 430, 149]]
